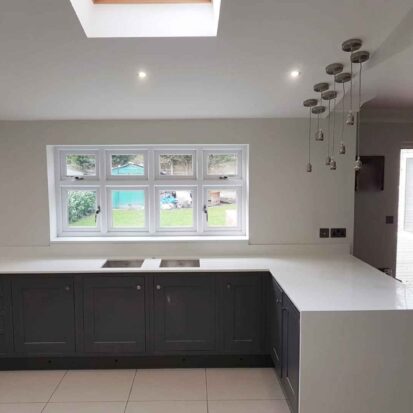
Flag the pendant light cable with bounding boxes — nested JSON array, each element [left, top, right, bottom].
[[308, 108, 312, 163], [350, 59, 353, 112], [332, 83, 336, 155], [341, 82, 345, 142], [327, 99, 331, 160], [357, 62, 363, 159]]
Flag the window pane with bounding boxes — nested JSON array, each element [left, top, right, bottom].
[[66, 155, 96, 177], [207, 154, 238, 176], [67, 190, 97, 227], [111, 190, 145, 228], [159, 190, 193, 228], [207, 189, 238, 227], [111, 154, 145, 176], [159, 154, 193, 176]]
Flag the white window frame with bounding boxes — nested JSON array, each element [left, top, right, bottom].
[[59, 149, 100, 181], [50, 145, 248, 240], [155, 186, 198, 233], [61, 186, 102, 234], [202, 186, 243, 233], [105, 149, 148, 180], [107, 186, 149, 233], [155, 149, 197, 180], [203, 149, 243, 180]]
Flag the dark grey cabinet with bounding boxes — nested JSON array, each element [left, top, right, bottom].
[[281, 293, 300, 413], [269, 278, 283, 376], [12, 277, 75, 354], [83, 276, 146, 354], [222, 274, 263, 354], [153, 275, 217, 352], [0, 278, 12, 355], [3, 271, 300, 378]]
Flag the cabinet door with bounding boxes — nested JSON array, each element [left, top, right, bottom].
[[154, 275, 216, 353], [281, 294, 300, 413], [222, 274, 263, 354], [12, 277, 75, 354], [0, 278, 12, 355], [83, 276, 146, 354], [270, 278, 283, 376]]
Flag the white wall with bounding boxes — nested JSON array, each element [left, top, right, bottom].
[[354, 118, 413, 273], [0, 119, 356, 257]]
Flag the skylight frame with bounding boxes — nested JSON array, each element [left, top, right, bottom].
[[70, 0, 221, 38]]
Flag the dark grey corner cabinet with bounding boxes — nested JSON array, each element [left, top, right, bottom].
[[0, 271, 300, 413]]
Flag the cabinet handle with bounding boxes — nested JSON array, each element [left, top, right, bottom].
[[226, 283, 231, 289], [136, 285, 142, 291], [65, 286, 71, 291], [156, 285, 161, 290]]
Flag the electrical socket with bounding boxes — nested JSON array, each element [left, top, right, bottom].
[[320, 228, 330, 238], [331, 228, 346, 238]]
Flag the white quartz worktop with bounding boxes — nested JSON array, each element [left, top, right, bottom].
[[0, 254, 412, 312]]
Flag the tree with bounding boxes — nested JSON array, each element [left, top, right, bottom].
[[67, 155, 95, 173]]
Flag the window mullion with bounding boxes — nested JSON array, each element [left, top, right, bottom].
[[197, 148, 203, 235], [99, 149, 108, 235], [148, 149, 156, 234]]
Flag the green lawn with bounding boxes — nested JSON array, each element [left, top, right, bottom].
[[69, 204, 237, 228]]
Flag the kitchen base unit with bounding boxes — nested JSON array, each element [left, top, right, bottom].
[[0, 264, 412, 413]]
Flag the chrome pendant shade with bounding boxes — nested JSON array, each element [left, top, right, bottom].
[[321, 90, 337, 167], [342, 38, 361, 127], [303, 98, 318, 173], [335, 72, 352, 156], [301, 37, 370, 173], [346, 111, 355, 126], [313, 82, 329, 142], [351, 49, 370, 170], [312, 105, 326, 141], [325, 64, 343, 170]]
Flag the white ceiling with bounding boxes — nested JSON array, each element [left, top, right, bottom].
[[0, 0, 412, 120]]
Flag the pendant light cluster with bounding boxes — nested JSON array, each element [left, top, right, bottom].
[[304, 38, 370, 173]]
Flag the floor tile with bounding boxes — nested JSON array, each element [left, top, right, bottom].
[[50, 370, 136, 402], [129, 369, 206, 401], [206, 368, 284, 400], [208, 400, 291, 413], [0, 371, 66, 403], [126, 401, 208, 413], [0, 404, 45, 413], [43, 402, 126, 413]]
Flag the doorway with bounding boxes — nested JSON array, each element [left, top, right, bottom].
[[396, 149, 413, 283]]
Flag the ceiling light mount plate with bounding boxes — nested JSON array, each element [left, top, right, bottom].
[[342, 38, 362, 53], [312, 105, 326, 115], [326, 63, 344, 76], [321, 90, 338, 101], [335, 72, 352, 83], [313, 82, 329, 93], [351, 50, 370, 64], [303, 99, 318, 107]]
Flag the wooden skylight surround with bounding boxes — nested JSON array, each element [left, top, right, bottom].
[[93, 0, 211, 4]]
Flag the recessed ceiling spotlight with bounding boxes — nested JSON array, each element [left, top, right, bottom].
[[290, 70, 301, 79], [138, 71, 147, 80]]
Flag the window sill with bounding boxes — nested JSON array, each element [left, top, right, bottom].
[[50, 235, 249, 244]]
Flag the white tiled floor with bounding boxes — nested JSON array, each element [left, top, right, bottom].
[[0, 368, 289, 413]]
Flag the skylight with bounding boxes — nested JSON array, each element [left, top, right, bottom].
[[70, 0, 221, 38]]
